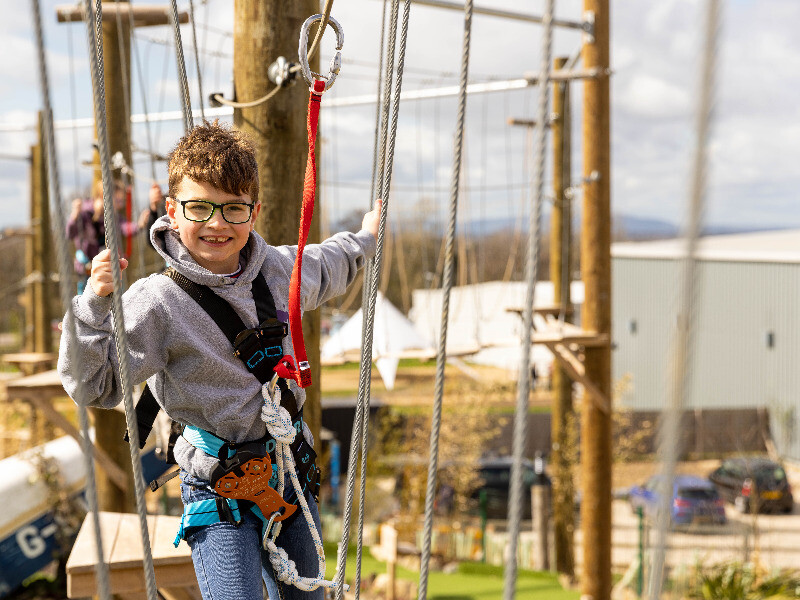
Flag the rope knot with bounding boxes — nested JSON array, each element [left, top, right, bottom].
[[261, 383, 297, 444]]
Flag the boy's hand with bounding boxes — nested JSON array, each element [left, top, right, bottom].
[[362, 199, 382, 238], [89, 248, 128, 297]]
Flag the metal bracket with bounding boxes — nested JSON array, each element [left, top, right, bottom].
[[582, 10, 596, 45], [268, 56, 298, 88]]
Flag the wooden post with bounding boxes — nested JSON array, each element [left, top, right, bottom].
[[233, 0, 322, 446], [550, 56, 575, 580], [56, 2, 183, 514], [532, 483, 551, 571], [581, 1, 612, 599]]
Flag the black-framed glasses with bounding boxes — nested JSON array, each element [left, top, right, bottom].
[[175, 199, 254, 224]]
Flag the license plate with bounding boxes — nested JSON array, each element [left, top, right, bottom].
[[761, 490, 782, 500]]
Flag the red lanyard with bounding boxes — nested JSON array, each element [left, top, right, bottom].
[[285, 79, 326, 388]]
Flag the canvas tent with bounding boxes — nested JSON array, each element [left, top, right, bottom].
[[321, 292, 434, 390]]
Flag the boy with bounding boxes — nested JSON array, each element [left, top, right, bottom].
[[58, 121, 380, 600]]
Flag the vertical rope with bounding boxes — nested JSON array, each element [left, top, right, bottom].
[[417, 2, 473, 599], [354, 0, 395, 596], [84, 2, 158, 598], [126, 3, 157, 182], [504, 1, 554, 598], [187, 0, 206, 121], [646, 1, 721, 597], [29, 2, 111, 598], [168, 0, 193, 132], [334, 2, 412, 599]]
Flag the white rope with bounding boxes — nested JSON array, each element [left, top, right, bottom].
[[259, 384, 348, 593]]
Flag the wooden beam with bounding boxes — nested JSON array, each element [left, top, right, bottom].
[[56, 3, 189, 26], [21, 392, 130, 492], [544, 342, 610, 415]]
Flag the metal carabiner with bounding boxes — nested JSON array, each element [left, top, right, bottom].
[[298, 13, 344, 93], [266, 371, 280, 403], [262, 510, 284, 549]]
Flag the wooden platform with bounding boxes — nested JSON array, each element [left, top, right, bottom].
[[67, 511, 200, 599]]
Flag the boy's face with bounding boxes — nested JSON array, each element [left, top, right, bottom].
[[167, 177, 260, 275]]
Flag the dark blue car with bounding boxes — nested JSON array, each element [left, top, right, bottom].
[[629, 475, 726, 526]]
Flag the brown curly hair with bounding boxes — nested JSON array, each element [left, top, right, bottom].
[[167, 120, 259, 203]]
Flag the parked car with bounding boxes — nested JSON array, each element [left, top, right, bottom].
[[471, 457, 539, 520], [629, 475, 727, 526], [708, 457, 794, 514]]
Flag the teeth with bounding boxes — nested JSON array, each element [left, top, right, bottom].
[[204, 237, 228, 243]]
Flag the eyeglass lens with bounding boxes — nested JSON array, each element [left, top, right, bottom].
[[183, 200, 252, 224]]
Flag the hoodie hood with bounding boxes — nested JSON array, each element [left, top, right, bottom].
[[150, 215, 268, 288]]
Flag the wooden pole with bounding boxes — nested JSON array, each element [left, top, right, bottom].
[[550, 56, 575, 580], [233, 0, 322, 446], [580, 1, 612, 599]]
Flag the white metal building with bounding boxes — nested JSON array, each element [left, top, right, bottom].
[[612, 229, 800, 460]]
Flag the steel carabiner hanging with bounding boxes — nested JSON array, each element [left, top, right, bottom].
[[298, 13, 344, 92]]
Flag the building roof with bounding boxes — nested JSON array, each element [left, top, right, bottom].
[[612, 229, 800, 264]]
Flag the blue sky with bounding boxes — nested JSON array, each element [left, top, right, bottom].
[[1, 0, 799, 233]]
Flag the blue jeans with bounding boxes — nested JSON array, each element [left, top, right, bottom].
[[180, 472, 324, 600]]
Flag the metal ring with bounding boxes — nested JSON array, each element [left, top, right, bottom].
[[262, 511, 284, 549], [298, 13, 344, 92]]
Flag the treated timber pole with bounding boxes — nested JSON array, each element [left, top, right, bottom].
[[550, 56, 575, 580], [580, 1, 612, 599], [56, 3, 182, 513], [233, 0, 322, 446]]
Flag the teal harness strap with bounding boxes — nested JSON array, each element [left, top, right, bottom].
[[182, 424, 226, 458], [174, 498, 241, 547]]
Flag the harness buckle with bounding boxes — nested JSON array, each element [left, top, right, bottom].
[[298, 13, 344, 92], [262, 511, 284, 549]]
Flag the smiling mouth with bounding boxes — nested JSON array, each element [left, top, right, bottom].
[[201, 236, 232, 245]]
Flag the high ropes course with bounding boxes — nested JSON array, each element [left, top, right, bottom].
[[25, 0, 722, 599]]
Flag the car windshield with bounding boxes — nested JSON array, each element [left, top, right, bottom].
[[677, 487, 718, 501]]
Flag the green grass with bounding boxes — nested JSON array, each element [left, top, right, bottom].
[[324, 543, 579, 600]]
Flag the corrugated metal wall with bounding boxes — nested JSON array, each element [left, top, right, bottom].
[[613, 257, 800, 460]]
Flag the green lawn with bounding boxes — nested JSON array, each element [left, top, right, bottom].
[[324, 543, 580, 600]]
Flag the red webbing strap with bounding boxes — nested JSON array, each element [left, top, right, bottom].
[[286, 79, 326, 388]]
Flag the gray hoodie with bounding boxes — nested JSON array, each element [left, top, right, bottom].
[[58, 215, 376, 480]]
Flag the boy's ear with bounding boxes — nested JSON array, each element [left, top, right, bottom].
[[166, 199, 180, 229], [250, 201, 262, 229]]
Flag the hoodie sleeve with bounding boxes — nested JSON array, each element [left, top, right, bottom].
[[279, 229, 376, 312], [57, 277, 170, 409]]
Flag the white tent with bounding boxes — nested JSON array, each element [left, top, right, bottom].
[[321, 292, 434, 390]]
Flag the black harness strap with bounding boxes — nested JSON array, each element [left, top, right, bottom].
[[128, 269, 288, 449]]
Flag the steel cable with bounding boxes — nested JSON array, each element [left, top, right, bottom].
[[417, 1, 473, 599], [187, 0, 205, 121], [29, 1, 111, 597], [334, 1, 411, 599], [168, 0, 193, 132], [503, 2, 554, 598], [646, 1, 721, 597], [84, 1, 158, 598]]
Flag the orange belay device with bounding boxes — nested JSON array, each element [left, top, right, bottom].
[[213, 456, 297, 523]]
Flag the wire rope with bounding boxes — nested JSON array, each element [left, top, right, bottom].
[[29, 1, 111, 597], [504, 0, 554, 597], [417, 1, 473, 597], [646, 1, 721, 597], [186, 0, 206, 121], [126, 3, 158, 182], [168, 0, 193, 132], [334, 1, 412, 598], [83, 1, 158, 598]]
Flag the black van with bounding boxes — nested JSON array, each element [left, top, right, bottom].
[[708, 457, 794, 514]]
